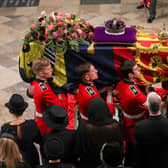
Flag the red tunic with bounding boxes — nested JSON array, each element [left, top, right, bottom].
[[116, 79, 147, 142], [76, 82, 100, 121], [154, 88, 168, 101], [139, 0, 150, 7], [58, 93, 77, 130], [33, 79, 64, 135]]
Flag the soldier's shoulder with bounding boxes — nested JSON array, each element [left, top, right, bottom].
[[86, 86, 96, 96], [39, 82, 48, 91], [129, 85, 139, 96]]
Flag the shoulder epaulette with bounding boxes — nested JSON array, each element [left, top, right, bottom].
[[39, 83, 47, 91], [86, 87, 95, 96], [129, 85, 139, 96]]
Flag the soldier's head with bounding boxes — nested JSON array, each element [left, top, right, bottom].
[[32, 57, 53, 80], [76, 62, 98, 82], [147, 92, 161, 115], [120, 60, 141, 81]]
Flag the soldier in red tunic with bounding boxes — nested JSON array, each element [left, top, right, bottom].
[[75, 62, 100, 121], [30, 58, 66, 135], [116, 60, 148, 167], [136, 0, 150, 9], [137, 0, 156, 23]]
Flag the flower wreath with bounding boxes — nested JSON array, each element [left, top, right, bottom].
[[24, 11, 94, 52]]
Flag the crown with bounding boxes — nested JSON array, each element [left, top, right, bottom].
[[104, 18, 126, 35], [157, 23, 168, 41]]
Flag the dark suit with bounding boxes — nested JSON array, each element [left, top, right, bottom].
[[135, 115, 168, 168]]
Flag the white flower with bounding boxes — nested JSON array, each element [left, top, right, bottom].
[[41, 10, 46, 17], [50, 12, 56, 21]]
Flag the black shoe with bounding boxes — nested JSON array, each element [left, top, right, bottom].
[[136, 4, 144, 9], [147, 16, 155, 23]]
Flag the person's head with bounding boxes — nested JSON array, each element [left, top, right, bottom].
[[32, 57, 53, 80], [5, 94, 28, 117], [0, 137, 23, 168], [76, 62, 98, 82], [100, 142, 123, 167], [43, 137, 64, 162], [147, 86, 155, 93], [86, 97, 121, 147], [147, 92, 162, 115], [88, 97, 113, 126], [120, 60, 141, 81], [43, 105, 69, 130]]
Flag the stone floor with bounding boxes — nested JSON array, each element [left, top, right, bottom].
[[0, 0, 168, 126]]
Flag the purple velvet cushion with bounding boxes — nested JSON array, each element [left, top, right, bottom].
[[92, 26, 137, 43]]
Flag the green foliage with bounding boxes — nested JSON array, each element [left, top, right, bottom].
[[23, 11, 94, 52]]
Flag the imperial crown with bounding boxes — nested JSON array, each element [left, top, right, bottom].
[[104, 18, 126, 35]]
